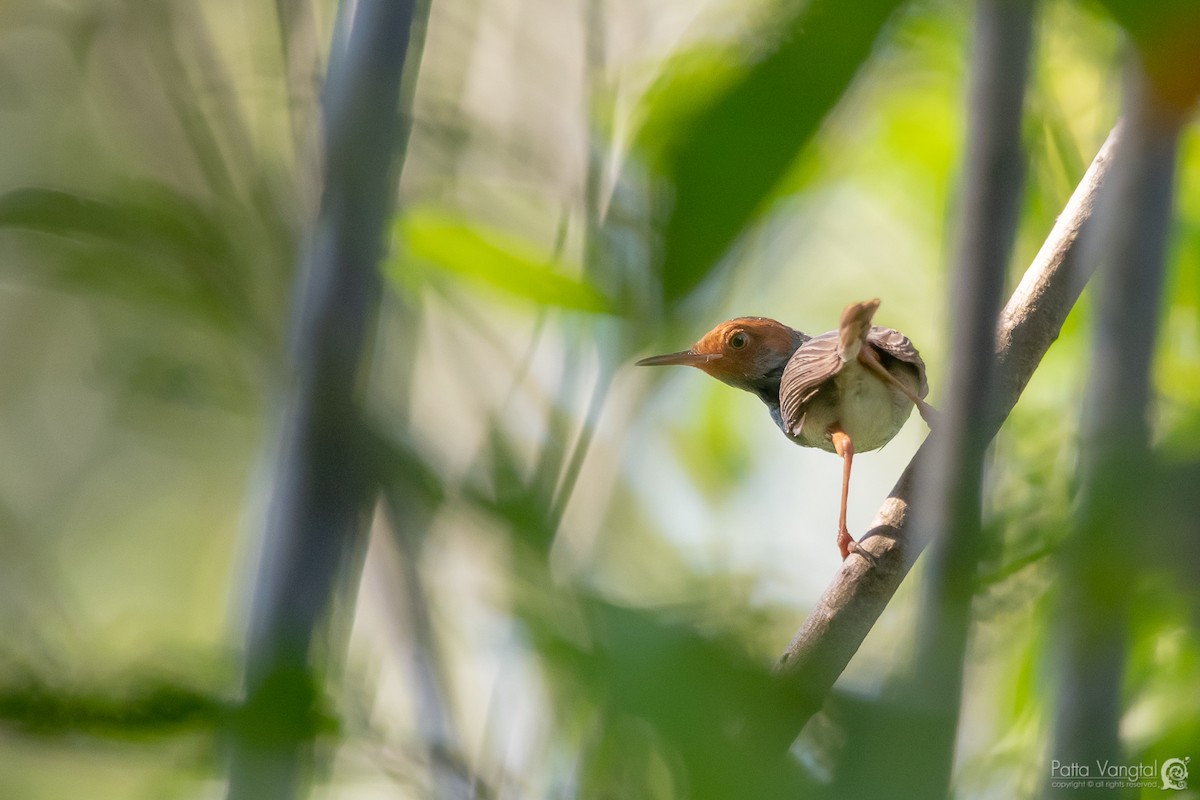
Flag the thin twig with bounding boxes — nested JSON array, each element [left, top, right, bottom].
[[273, 0, 324, 213]]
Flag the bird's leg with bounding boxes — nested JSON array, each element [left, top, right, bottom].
[[829, 424, 860, 561], [857, 346, 939, 427]]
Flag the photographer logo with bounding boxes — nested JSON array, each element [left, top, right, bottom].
[[1049, 757, 1190, 791], [1161, 757, 1189, 791]]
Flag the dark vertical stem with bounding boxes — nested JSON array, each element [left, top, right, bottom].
[[901, 0, 1035, 792], [1046, 59, 1183, 800], [228, 0, 420, 797]]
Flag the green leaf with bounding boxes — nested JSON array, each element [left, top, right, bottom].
[[0, 186, 225, 259], [394, 208, 612, 314], [653, 0, 907, 305], [634, 44, 747, 169]]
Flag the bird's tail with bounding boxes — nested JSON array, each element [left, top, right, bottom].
[[837, 298, 881, 363]]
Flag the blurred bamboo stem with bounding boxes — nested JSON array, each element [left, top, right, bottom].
[[906, 0, 1035, 791], [228, 0, 419, 797], [774, 122, 1123, 736], [1047, 61, 1184, 798]]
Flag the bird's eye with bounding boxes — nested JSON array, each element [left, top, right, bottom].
[[728, 331, 748, 350]]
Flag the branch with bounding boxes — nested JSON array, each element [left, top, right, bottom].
[[773, 123, 1123, 732]]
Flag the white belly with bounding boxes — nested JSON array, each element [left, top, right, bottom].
[[793, 361, 916, 453]]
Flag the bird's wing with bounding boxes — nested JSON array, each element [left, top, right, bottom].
[[866, 326, 929, 398], [778, 331, 843, 436]]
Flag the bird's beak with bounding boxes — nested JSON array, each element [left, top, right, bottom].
[[635, 350, 722, 367]]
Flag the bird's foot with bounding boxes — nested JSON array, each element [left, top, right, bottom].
[[837, 528, 876, 565]]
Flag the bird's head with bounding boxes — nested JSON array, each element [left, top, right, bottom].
[[636, 317, 806, 393]]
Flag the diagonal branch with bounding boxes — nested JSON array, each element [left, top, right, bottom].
[[773, 123, 1123, 734]]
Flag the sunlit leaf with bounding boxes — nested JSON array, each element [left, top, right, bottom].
[[393, 208, 613, 313]]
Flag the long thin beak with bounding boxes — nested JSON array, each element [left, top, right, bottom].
[[635, 350, 722, 367]]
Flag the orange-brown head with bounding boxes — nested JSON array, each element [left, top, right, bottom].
[[636, 317, 808, 400]]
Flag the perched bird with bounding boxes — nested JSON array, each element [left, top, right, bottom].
[[637, 299, 935, 560]]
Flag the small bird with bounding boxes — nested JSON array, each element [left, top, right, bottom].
[[637, 299, 935, 560]]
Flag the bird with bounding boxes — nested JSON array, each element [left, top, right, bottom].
[[636, 299, 935, 561]]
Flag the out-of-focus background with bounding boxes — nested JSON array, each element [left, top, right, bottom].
[[0, 0, 1196, 798]]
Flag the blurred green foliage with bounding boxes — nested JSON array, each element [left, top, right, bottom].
[[0, 0, 1198, 798], [395, 207, 611, 313], [653, 0, 905, 306]]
